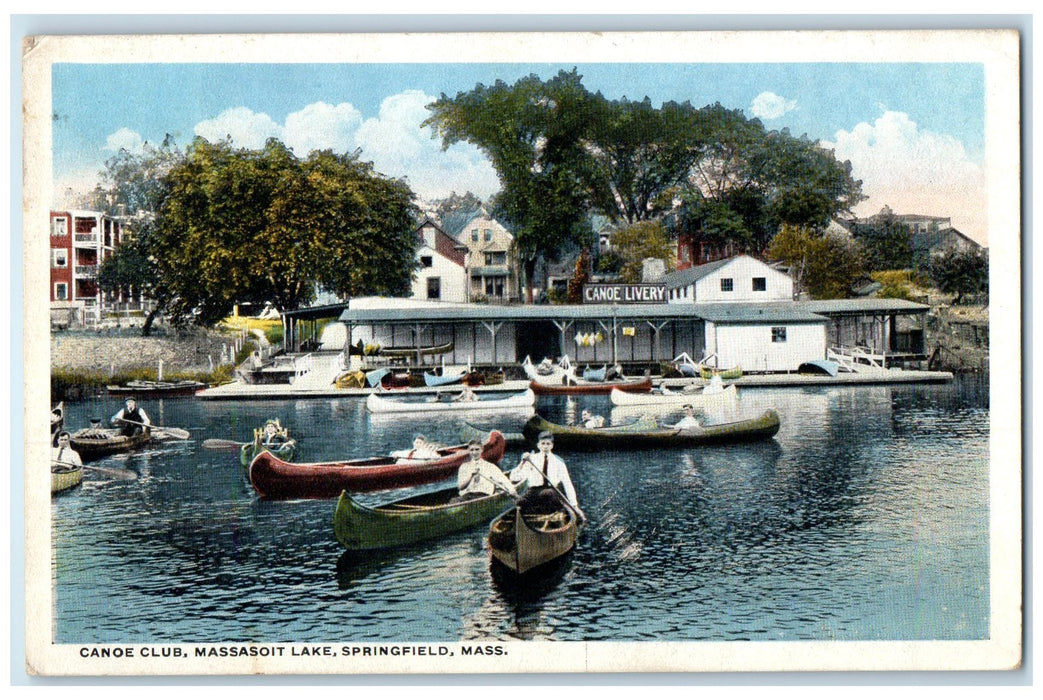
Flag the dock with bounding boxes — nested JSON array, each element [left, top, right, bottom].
[[196, 367, 954, 400]]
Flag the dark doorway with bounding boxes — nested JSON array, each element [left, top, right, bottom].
[[515, 321, 562, 362]]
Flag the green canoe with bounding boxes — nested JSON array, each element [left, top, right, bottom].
[[333, 485, 516, 551], [522, 409, 781, 450]]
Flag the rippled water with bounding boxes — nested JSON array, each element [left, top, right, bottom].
[[51, 376, 989, 642]]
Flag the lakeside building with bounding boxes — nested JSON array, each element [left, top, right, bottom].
[[457, 214, 522, 303], [411, 219, 469, 303], [49, 209, 143, 328], [336, 254, 928, 373]]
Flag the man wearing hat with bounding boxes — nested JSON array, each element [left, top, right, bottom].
[[511, 431, 585, 520], [110, 397, 151, 437]]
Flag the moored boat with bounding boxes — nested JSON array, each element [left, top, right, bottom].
[[699, 365, 743, 380], [68, 427, 151, 461], [488, 498, 579, 574], [239, 420, 297, 467], [333, 482, 518, 551], [529, 375, 652, 396], [521, 355, 577, 384], [423, 369, 467, 387], [352, 339, 454, 358], [366, 389, 536, 415], [248, 430, 507, 499], [51, 463, 84, 494], [522, 409, 781, 450], [107, 379, 206, 397], [609, 383, 739, 409]]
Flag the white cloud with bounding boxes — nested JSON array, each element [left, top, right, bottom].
[[751, 91, 797, 120], [103, 127, 145, 153], [283, 101, 363, 155], [194, 107, 282, 149], [824, 110, 987, 245]]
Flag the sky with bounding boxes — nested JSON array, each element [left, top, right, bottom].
[[52, 61, 989, 244]]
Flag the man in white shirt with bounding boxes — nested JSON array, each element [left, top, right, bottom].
[[456, 440, 517, 500], [672, 404, 701, 430], [51, 431, 82, 468], [511, 431, 585, 521]]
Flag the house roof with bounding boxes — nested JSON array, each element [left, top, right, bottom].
[[661, 257, 736, 289]]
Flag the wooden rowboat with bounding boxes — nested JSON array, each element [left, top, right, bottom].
[[366, 389, 535, 414], [333, 482, 517, 551], [353, 340, 454, 358], [248, 430, 506, 499], [522, 410, 781, 450], [488, 500, 579, 574], [239, 421, 297, 467], [529, 376, 652, 396], [699, 365, 743, 380], [51, 463, 83, 493], [609, 383, 739, 409], [107, 379, 206, 397], [69, 428, 151, 461]]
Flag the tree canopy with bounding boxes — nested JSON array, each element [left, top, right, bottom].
[[612, 220, 677, 284], [765, 224, 864, 300], [930, 247, 989, 304]]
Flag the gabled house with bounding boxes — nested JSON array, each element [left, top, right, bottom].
[[663, 254, 794, 304], [457, 214, 520, 302], [412, 219, 468, 303]]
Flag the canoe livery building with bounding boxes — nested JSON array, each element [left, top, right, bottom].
[[333, 255, 929, 374]]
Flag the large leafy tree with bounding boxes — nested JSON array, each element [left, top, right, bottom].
[[930, 247, 989, 304], [152, 137, 419, 326], [612, 220, 677, 283], [425, 69, 600, 301], [849, 209, 914, 272], [766, 224, 864, 299]]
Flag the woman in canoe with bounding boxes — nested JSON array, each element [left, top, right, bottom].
[[454, 440, 518, 502], [391, 435, 441, 462], [511, 431, 585, 521], [671, 405, 701, 430]]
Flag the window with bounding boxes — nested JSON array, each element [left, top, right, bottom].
[[484, 229, 492, 242], [771, 327, 787, 343], [54, 283, 68, 301], [51, 217, 68, 237], [720, 278, 733, 292], [471, 229, 479, 242], [426, 277, 441, 300], [52, 249, 68, 268], [484, 252, 506, 266], [485, 277, 505, 297], [752, 277, 767, 291], [420, 255, 433, 268]]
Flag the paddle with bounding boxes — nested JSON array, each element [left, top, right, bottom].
[[517, 454, 587, 523], [118, 419, 190, 440], [202, 438, 245, 450], [53, 459, 137, 481]]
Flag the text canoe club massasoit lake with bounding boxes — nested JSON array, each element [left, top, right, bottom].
[[581, 284, 667, 304]]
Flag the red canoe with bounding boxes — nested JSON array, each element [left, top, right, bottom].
[[248, 430, 507, 500], [529, 376, 653, 396]]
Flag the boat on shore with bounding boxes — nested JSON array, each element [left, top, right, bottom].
[[69, 427, 151, 461], [366, 389, 536, 415], [609, 383, 739, 409], [529, 375, 652, 396], [351, 339, 454, 359], [699, 365, 743, 380], [107, 379, 206, 397], [333, 481, 518, 551], [423, 369, 467, 387], [522, 409, 781, 450], [488, 498, 580, 574], [248, 430, 507, 499]]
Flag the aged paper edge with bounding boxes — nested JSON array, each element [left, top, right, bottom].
[[21, 29, 1023, 676]]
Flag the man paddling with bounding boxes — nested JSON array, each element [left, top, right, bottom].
[[51, 431, 82, 468], [512, 431, 585, 521], [455, 440, 517, 501], [110, 397, 151, 437]]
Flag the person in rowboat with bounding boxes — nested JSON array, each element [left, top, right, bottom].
[[578, 409, 605, 429], [454, 440, 518, 502], [512, 431, 585, 520], [672, 404, 701, 430], [391, 435, 440, 462], [51, 431, 82, 468], [110, 397, 151, 437], [261, 420, 289, 447]]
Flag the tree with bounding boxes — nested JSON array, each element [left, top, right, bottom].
[[152, 137, 420, 326], [566, 248, 592, 303], [850, 209, 914, 271], [425, 69, 601, 301], [766, 224, 864, 299], [931, 247, 988, 304], [612, 220, 676, 284], [432, 191, 485, 236]]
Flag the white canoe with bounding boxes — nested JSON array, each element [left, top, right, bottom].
[[366, 389, 536, 414], [609, 383, 739, 408]]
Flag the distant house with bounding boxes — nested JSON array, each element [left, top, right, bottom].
[[49, 209, 136, 327], [663, 254, 794, 304], [412, 219, 468, 303], [852, 205, 984, 266], [457, 214, 520, 302]]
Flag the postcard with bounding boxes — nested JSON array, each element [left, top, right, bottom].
[[23, 29, 1021, 676]]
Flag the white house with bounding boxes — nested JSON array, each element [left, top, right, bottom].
[[411, 219, 468, 303], [699, 303, 828, 373], [663, 254, 794, 304], [458, 214, 520, 302]]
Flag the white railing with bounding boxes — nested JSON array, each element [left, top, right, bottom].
[[828, 345, 886, 371]]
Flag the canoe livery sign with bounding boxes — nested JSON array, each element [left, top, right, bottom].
[[582, 284, 667, 304]]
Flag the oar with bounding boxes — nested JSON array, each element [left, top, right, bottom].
[[518, 455, 587, 523], [202, 438, 246, 450], [119, 419, 190, 440], [53, 459, 137, 481]]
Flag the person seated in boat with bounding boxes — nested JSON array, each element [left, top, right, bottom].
[[261, 420, 288, 447], [51, 431, 82, 469], [454, 440, 518, 501], [452, 385, 478, 403], [512, 431, 586, 522], [672, 404, 701, 430], [391, 435, 441, 462], [110, 397, 151, 437], [578, 409, 605, 429]]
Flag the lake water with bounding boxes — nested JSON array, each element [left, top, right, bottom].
[[51, 376, 989, 643]]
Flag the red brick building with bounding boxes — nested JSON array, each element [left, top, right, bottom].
[[49, 210, 128, 327]]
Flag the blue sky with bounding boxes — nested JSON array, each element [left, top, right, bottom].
[[52, 61, 988, 243]]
